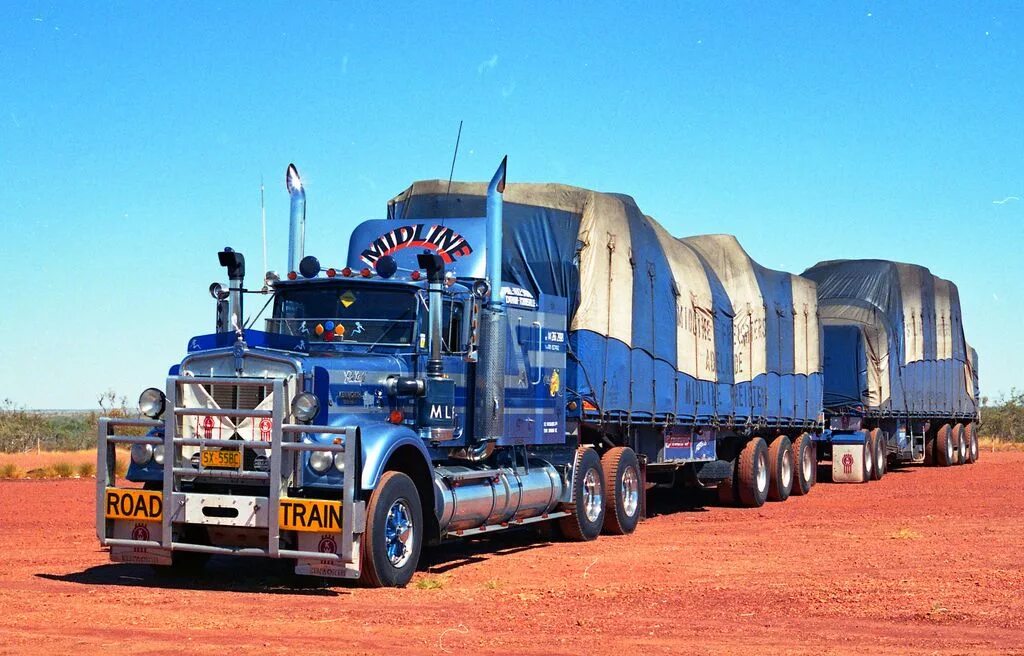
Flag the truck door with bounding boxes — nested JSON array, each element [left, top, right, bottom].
[[500, 289, 567, 445]]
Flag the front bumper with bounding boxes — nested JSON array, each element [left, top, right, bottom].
[[96, 375, 365, 579]]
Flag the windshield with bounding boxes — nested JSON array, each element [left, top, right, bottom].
[[268, 283, 417, 346]]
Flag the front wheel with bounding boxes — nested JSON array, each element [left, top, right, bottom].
[[601, 447, 642, 535], [358, 471, 423, 588]]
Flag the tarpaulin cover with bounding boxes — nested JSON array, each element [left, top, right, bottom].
[[387, 180, 822, 427], [802, 259, 978, 418]]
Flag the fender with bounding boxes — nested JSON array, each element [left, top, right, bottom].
[[328, 413, 432, 491]]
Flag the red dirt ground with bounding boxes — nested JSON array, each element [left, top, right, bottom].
[[1, 453, 1022, 656]]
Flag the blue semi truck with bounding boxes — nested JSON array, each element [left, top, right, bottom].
[[96, 159, 980, 587]]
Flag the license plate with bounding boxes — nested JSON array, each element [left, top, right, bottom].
[[279, 498, 343, 532], [105, 487, 163, 521], [201, 449, 241, 469]]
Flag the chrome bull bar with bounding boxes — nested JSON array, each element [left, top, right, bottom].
[[97, 375, 364, 577]]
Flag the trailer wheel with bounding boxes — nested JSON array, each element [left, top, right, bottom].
[[965, 423, 979, 464], [925, 434, 936, 466], [558, 446, 605, 541], [358, 470, 423, 588], [952, 424, 966, 465], [600, 447, 641, 535], [789, 433, 815, 496], [935, 424, 955, 467], [862, 434, 875, 481], [736, 438, 769, 508], [767, 436, 793, 502], [870, 429, 885, 481]]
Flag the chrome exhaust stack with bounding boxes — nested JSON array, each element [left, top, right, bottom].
[[286, 163, 306, 274], [466, 157, 508, 459]]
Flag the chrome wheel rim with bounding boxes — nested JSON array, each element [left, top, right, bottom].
[[621, 465, 640, 518], [864, 442, 873, 475], [946, 434, 954, 462], [583, 467, 603, 523], [384, 498, 414, 568], [971, 434, 978, 460], [802, 443, 814, 482], [756, 450, 768, 494], [781, 449, 793, 490], [958, 437, 966, 461]]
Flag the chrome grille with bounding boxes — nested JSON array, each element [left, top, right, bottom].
[[206, 383, 270, 411]]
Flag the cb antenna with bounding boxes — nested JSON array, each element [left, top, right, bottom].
[[260, 175, 268, 290], [444, 120, 463, 213]]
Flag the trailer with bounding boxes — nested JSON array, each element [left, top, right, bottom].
[[802, 260, 981, 481], [95, 159, 978, 587]]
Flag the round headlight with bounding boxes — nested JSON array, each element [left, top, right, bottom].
[[333, 452, 346, 473], [291, 392, 320, 423], [153, 444, 165, 466], [190, 453, 201, 468], [253, 454, 270, 472], [309, 450, 332, 473], [131, 443, 154, 465], [138, 388, 166, 419]]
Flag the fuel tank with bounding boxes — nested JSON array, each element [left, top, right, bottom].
[[433, 460, 563, 533]]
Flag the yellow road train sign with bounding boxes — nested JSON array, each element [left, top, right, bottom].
[[105, 488, 163, 522], [279, 498, 343, 533]]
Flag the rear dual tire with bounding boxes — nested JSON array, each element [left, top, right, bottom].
[[869, 428, 886, 481], [935, 423, 955, 467], [737, 438, 770, 508], [601, 447, 642, 535], [767, 436, 793, 502], [559, 447, 606, 541], [789, 432, 816, 496]]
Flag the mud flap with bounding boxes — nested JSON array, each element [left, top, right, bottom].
[[109, 520, 172, 566]]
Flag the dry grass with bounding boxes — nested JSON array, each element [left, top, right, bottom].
[[979, 437, 1024, 452], [0, 449, 96, 471], [0, 463, 25, 479], [890, 527, 923, 540], [52, 461, 75, 478], [77, 461, 96, 478], [414, 575, 449, 590]]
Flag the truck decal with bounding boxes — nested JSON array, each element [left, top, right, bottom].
[[360, 224, 472, 266]]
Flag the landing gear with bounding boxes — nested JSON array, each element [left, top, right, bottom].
[[601, 447, 641, 535], [359, 471, 423, 588], [559, 446, 605, 541]]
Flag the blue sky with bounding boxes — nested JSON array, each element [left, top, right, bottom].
[[0, 2, 1020, 409]]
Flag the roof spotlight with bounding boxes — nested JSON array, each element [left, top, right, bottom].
[[209, 282, 230, 300], [299, 255, 321, 279], [375, 255, 398, 279]]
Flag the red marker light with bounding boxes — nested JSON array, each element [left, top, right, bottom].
[[342, 267, 352, 277], [324, 331, 335, 342], [410, 270, 421, 281], [326, 268, 337, 278], [287, 271, 297, 280], [360, 268, 371, 278], [388, 410, 404, 424]]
